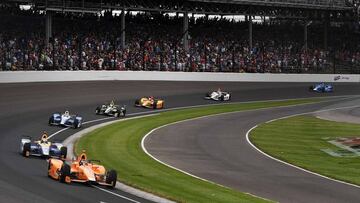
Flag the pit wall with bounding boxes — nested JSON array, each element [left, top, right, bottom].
[[0, 71, 358, 83]]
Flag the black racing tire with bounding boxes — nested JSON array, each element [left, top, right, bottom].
[[309, 86, 314, 91], [135, 99, 140, 106], [220, 95, 224, 101], [106, 170, 117, 188], [95, 107, 101, 115], [205, 92, 211, 97], [73, 120, 78, 129], [73, 119, 81, 129], [48, 117, 53, 126], [60, 147, 67, 159], [60, 163, 71, 183], [48, 160, 52, 177], [22, 143, 31, 157], [114, 112, 120, 117], [122, 109, 126, 117], [153, 100, 158, 109]]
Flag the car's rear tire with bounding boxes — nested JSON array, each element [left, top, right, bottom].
[[95, 107, 101, 114], [153, 100, 158, 109], [106, 170, 117, 188], [309, 86, 314, 91], [74, 119, 81, 129], [60, 147, 67, 159], [22, 143, 31, 157], [60, 163, 71, 183], [114, 112, 119, 117], [122, 109, 126, 117]]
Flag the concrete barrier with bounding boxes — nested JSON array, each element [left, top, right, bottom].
[[0, 71, 359, 83]]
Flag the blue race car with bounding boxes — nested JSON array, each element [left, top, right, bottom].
[[309, 83, 333, 93], [49, 111, 83, 128], [20, 132, 67, 159]]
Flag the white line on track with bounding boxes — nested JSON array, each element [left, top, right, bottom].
[[92, 185, 141, 203], [48, 127, 70, 139], [245, 104, 360, 190]]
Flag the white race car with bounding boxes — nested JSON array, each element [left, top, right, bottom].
[[49, 111, 83, 128], [205, 89, 231, 101], [95, 101, 126, 117]]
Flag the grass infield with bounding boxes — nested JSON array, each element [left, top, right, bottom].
[[250, 115, 360, 186], [76, 98, 322, 203]]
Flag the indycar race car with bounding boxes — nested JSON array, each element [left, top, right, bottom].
[[49, 111, 83, 128], [309, 83, 333, 93], [21, 132, 67, 159], [48, 151, 117, 188], [95, 100, 126, 117], [135, 96, 164, 109], [205, 89, 231, 101]]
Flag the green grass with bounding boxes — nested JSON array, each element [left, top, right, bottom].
[[76, 98, 323, 203], [250, 115, 360, 185]]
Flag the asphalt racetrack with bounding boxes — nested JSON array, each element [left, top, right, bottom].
[[2, 81, 360, 203]]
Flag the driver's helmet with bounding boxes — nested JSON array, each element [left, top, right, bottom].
[[78, 150, 87, 165], [63, 110, 70, 117], [40, 132, 48, 143]]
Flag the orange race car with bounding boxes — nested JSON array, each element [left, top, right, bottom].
[[48, 151, 117, 188], [135, 96, 164, 109]]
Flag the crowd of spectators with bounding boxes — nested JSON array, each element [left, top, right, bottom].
[[0, 6, 359, 73]]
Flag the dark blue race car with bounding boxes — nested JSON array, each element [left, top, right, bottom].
[[20, 133, 67, 159], [309, 83, 333, 93]]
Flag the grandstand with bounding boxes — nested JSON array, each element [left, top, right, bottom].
[[0, 0, 359, 73]]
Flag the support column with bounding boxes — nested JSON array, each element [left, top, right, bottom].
[[304, 24, 308, 52], [249, 16, 253, 50], [304, 21, 312, 53], [45, 11, 53, 46], [183, 11, 189, 52], [120, 9, 126, 49]]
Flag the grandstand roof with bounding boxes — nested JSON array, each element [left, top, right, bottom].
[[2, 0, 354, 19], [190, 0, 352, 10]]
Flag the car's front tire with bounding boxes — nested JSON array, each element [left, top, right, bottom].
[[95, 107, 101, 115], [48, 117, 53, 126], [59, 163, 71, 183], [22, 143, 31, 157], [135, 99, 140, 106], [60, 147, 67, 159]]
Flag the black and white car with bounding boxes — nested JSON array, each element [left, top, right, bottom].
[[95, 101, 126, 117], [48, 111, 83, 128], [20, 133, 67, 159], [205, 89, 231, 101]]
